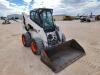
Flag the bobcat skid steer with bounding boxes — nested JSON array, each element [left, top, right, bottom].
[[22, 8, 85, 73]]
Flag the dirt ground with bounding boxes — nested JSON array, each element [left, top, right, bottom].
[[0, 20, 100, 75]]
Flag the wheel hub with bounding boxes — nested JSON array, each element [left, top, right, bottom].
[[31, 41, 36, 52]]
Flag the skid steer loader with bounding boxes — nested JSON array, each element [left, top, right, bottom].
[[22, 8, 85, 73]]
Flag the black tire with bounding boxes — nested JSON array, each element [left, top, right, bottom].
[[31, 38, 44, 55], [22, 32, 31, 47], [87, 19, 91, 22], [62, 34, 66, 42]]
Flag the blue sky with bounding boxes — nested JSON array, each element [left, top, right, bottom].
[[9, 0, 25, 6], [0, 0, 100, 16]]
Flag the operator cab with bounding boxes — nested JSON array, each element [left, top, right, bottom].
[[30, 8, 55, 32]]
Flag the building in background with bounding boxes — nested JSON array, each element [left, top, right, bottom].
[[7, 14, 22, 20], [53, 15, 65, 21], [53, 15, 75, 21]]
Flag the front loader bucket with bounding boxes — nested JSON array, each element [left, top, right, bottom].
[[41, 39, 85, 73]]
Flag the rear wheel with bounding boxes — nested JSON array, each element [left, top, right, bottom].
[[22, 32, 31, 47], [31, 38, 44, 55]]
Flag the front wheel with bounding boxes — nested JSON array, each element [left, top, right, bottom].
[[31, 38, 44, 55]]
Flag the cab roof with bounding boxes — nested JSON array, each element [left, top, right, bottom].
[[30, 8, 53, 12]]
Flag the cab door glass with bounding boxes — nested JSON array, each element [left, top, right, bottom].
[[30, 11, 35, 21]]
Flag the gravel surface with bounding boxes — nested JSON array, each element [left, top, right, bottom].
[[0, 20, 100, 75]]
